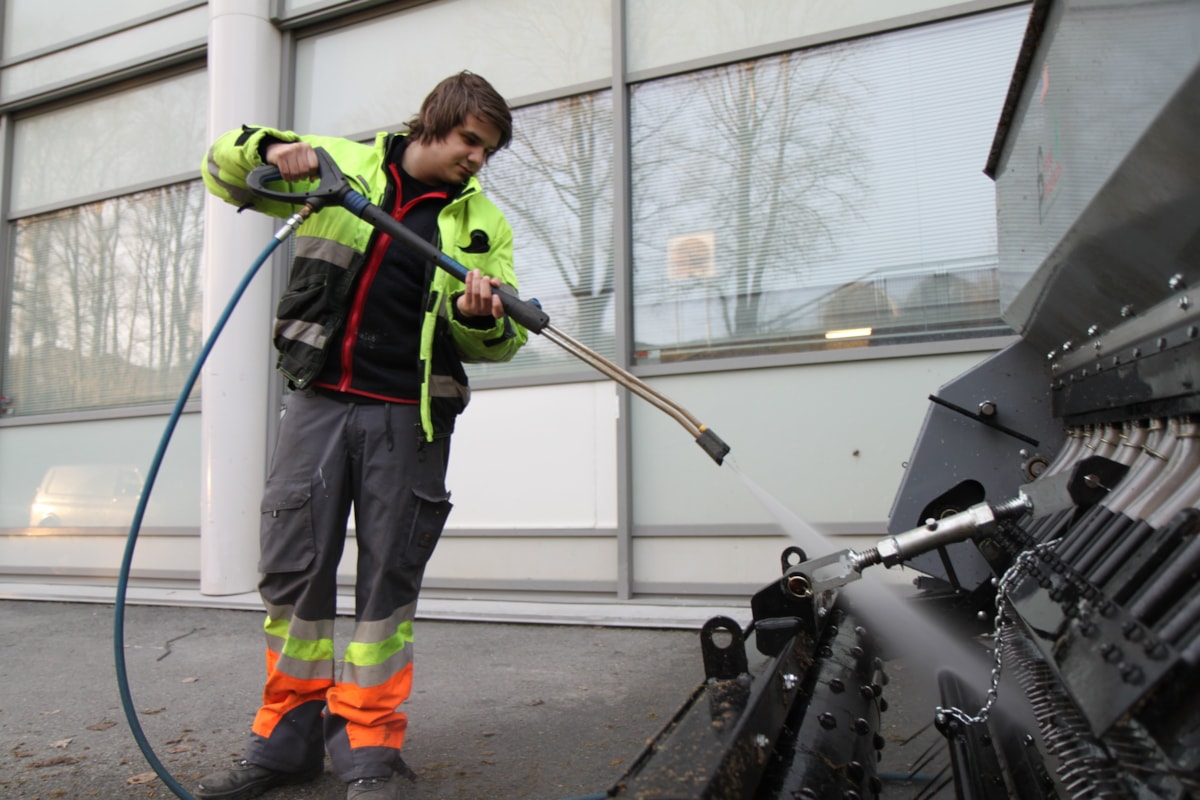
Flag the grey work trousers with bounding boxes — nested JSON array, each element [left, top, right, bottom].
[[244, 389, 452, 781]]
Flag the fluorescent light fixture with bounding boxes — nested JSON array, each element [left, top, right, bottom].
[[824, 327, 872, 340]]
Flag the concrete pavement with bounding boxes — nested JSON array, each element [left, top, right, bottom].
[[0, 599, 949, 799]]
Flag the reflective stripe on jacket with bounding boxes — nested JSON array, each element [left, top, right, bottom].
[[202, 125, 527, 440]]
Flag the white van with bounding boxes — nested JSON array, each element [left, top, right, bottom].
[[29, 464, 143, 527]]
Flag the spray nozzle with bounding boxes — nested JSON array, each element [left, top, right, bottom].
[[696, 427, 731, 465]]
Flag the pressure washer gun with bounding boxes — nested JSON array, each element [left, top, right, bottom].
[[246, 147, 730, 465], [787, 454, 1129, 596]]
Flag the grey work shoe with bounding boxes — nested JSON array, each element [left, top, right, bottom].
[[195, 758, 323, 800], [347, 775, 402, 799]]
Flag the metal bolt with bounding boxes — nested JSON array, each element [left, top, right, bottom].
[[1158, 337, 1168, 351], [781, 673, 798, 691], [1119, 663, 1144, 685], [818, 712, 837, 730], [978, 400, 997, 417], [754, 733, 770, 748], [828, 677, 845, 693], [1121, 304, 1135, 318], [1169, 273, 1187, 291], [1181, 295, 1192, 311], [1087, 324, 1100, 336], [1062, 340, 1074, 353]]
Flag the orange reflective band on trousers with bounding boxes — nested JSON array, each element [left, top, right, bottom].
[[326, 662, 415, 749], [251, 648, 333, 740]]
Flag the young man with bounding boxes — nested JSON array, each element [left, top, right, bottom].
[[197, 71, 526, 800]]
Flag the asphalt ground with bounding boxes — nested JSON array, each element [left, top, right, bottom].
[[0, 600, 952, 800]]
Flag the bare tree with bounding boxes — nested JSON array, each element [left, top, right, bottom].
[[5, 183, 205, 415], [486, 93, 614, 351], [631, 44, 868, 351]]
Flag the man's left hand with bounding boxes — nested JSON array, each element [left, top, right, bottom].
[[457, 269, 505, 319]]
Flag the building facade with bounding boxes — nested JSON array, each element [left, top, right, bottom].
[[0, 0, 1029, 623]]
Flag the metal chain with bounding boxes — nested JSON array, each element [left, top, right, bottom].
[[936, 540, 1061, 727]]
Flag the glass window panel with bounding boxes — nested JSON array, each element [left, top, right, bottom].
[[2, 0, 185, 58], [626, 0, 993, 73], [3, 181, 206, 417], [281, 0, 338, 17], [11, 69, 207, 213], [629, 8, 1027, 364], [0, 415, 201, 530], [0, 6, 207, 103], [293, 0, 611, 134], [471, 91, 615, 380]]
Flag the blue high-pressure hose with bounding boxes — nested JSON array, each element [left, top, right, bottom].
[[111, 208, 614, 800], [113, 217, 293, 800]]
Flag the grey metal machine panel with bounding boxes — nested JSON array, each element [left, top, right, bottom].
[[887, 340, 1065, 588], [989, 0, 1200, 358]]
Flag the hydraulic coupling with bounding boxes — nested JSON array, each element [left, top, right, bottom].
[[789, 496, 1032, 596]]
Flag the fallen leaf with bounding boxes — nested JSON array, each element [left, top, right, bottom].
[[140, 708, 166, 715], [181, 677, 199, 684], [527, 699, 544, 706], [87, 721, 118, 731], [127, 771, 159, 785], [166, 745, 191, 754], [50, 738, 72, 749]]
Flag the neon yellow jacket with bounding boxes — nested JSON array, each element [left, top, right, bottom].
[[202, 125, 527, 440]]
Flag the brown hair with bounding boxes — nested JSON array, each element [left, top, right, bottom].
[[405, 71, 512, 152]]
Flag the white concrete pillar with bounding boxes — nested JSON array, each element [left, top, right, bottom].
[[199, 0, 281, 595]]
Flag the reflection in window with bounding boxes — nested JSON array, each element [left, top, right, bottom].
[[629, 8, 1027, 363], [4, 181, 205, 416], [474, 91, 615, 379]]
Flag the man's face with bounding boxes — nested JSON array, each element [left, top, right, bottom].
[[424, 114, 502, 185]]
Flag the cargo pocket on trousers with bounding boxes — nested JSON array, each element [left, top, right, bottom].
[[258, 480, 316, 573], [402, 486, 453, 569]]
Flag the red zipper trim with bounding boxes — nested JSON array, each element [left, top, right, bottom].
[[335, 163, 447, 392]]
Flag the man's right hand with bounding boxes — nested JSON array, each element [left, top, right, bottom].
[[264, 141, 320, 182]]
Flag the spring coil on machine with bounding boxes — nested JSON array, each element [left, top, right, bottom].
[[945, 517, 1200, 799]]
